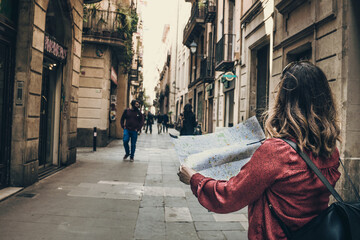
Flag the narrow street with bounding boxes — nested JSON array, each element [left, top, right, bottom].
[[0, 129, 248, 240]]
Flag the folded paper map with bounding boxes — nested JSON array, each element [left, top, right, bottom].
[[172, 116, 265, 180]]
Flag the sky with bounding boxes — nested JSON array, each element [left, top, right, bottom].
[[141, 0, 178, 105]]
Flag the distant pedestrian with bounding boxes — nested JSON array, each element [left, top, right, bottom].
[[179, 104, 196, 136], [175, 113, 183, 131], [120, 100, 144, 162], [145, 111, 154, 134], [178, 61, 342, 239], [162, 113, 169, 133], [156, 112, 163, 134]]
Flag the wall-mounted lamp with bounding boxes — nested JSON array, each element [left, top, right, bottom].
[[190, 41, 197, 54]]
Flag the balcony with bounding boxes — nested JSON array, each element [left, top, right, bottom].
[[82, 9, 126, 47], [183, 3, 205, 46], [205, 0, 216, 23], [130, 68, 137, 76], [215, 34, 235, 71], [200, 57, 215, 82], [275, 0, 307, 14]]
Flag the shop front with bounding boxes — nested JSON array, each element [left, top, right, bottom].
[[37, 0, 70, 174], [39, 34, 67, 174]]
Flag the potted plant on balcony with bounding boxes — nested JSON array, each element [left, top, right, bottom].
[[83, 6, 91, 34], [112, 9, 126, 39], [115, 6, 139, 73], [101, 9, 112, 37], [84, 3, 101, 35], [198, 1, 206, 9], [94, 17, 106, 36]]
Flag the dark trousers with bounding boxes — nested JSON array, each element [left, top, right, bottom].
[[123, 129, 138, 158], [163, 123, 168, 133], [145, 123, 152, 134]]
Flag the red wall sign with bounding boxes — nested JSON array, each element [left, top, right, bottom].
[[111, 67, 118, 85]]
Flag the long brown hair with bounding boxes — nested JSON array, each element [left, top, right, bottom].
[[264, 61, 340, 157]]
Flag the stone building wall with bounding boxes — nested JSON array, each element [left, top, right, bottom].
[[10, 0, 83, 187], [78, 0, 138, 144], [272, 0, 360, 200], [78, 45, 111, 147], [338, 0, 360, 200]]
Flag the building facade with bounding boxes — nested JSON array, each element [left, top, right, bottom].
[[78, 0, 142, 146], [170, 0, 191, 123], [0, 0, 86, 188]]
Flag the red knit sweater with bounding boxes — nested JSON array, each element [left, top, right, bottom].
[[190, 138, 340, 240]]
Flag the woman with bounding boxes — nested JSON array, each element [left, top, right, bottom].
[[178, 61, 341, 239], [180, 103, 197, 136]]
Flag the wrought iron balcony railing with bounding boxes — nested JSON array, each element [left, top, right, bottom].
[[205, 0, 216, 23], [183, 2, 205, 46], [129, 75, 138, 82], [215, 34, 236, 71], [83, 9, 127, 40]]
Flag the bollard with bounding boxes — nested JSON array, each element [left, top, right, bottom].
[[93, 127, 97, 151]]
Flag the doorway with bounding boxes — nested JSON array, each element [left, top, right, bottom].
[[197, 91, 203, 124], [193, 88, 197, 115], [38, 57, 61, 171], [225, 89, 234, 127], [255, 44, 270, 126], [208, 98, 213, 133], [0, 41, 14, 188]]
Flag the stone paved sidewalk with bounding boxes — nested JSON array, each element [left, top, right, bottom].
[[0, 127, 248, 240]]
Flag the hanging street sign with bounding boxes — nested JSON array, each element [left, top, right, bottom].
[[111, 67, 118, 85], [222, 71, 236, 81]]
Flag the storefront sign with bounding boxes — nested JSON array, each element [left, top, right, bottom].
[[222, 72, 235, 91], [111, 67, 118, 85], [222, 72, 236, 82], [44, 34, 67, 62]]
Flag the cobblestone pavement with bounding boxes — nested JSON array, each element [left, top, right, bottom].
[[0, 127, 248, 240]]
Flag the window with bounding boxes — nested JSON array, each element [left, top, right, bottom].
[[287, 42, 312, 62]]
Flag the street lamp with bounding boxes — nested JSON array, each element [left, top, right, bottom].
[[189, 41, 198, 84], [190, 41, 197, 54]]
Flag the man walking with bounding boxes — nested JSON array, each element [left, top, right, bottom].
[[162, 113, 169, 133], [156, 112, 163, 134], [120, 100, 144, 162], [145, 111, 154, 134]]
